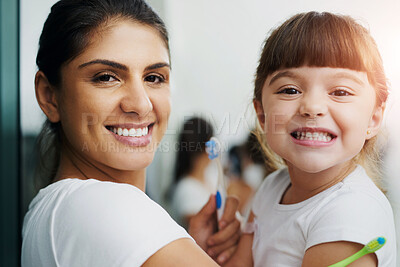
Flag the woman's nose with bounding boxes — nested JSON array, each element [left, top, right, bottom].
[[299, 92, 327, 118], [120, 81, 153, 117]]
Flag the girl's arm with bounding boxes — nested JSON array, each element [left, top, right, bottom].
[[222, 212, 256, 267], [302, 241, 378, 267]]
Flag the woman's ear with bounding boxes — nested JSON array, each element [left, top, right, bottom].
[[366, 103, 385, 140], [253, 99, 266, 129], [35, 71, 60, 123]]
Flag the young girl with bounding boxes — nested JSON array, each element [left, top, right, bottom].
[[21, 0, 239, 266], [225, 12, 396, 267]]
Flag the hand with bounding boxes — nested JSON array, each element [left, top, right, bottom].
[[188, 195, 218, 251], [188, 195, 241, 265]]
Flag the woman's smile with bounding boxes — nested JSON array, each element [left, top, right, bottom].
[[55, 19, 171, 179], [105, 123, 154, 147]]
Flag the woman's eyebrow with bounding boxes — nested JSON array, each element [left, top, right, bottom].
[[269, 70, 300, 85], [144, 62, 171, 71], [78, 59, 128, 70]]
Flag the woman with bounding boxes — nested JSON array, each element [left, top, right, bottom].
[[170, 117, 215, 228], [21, 0, 239, 266]]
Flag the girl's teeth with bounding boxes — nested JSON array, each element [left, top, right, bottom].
[[294, 131, 333, 142], [111, 127, 149, 137]]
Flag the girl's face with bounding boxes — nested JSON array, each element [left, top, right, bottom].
[[254, 66, 383, 174], [55, 20, 171, 176]]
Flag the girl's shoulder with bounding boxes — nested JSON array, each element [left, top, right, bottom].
[[251, 168, 290, 212], [255, 168, 290, 196], [338, 165, 391, 209]]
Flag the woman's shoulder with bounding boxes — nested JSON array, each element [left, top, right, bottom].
[[30, 178, 191, 266], [53, 178, 171, 223]]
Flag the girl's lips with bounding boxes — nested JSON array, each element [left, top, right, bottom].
[[106, 124, 153, 147], [290, 127, 337, 147], [291, 134, 336, 147]]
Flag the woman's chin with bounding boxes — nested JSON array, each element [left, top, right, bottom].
[[95, 149, 155, 172]]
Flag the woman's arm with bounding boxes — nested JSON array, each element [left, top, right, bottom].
[[302, 241, 377, 267], [142, 238, 219, 267]]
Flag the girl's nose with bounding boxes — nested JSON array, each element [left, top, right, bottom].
[[120, 81, 153, 117], [299, 92, 327, 118]]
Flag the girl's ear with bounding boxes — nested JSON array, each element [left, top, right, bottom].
[[366, 104, 385, 140], [253, 99, 266, 129], [35, 71, 60, 123]]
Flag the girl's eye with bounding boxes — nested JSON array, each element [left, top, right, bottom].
[[145, 74, 165, 83], [330, 89, 352, 96], [277, 88, 301, 95], [94, 74, 117, 82]]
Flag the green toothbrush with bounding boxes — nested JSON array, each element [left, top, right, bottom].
[[328, 237, 386, 267]]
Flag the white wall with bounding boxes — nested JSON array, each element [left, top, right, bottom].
[[21, 0, 400, 257], [20, 0, 58, 135]]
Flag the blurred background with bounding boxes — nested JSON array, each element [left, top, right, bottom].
[[1, 0, 399, 265]]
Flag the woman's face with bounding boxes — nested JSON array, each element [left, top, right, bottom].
[[56, 20, 171, 177]]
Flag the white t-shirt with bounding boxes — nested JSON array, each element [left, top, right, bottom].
[[171, 176, 213, 226], [251, 165, 396, 267], [21, 178, 192, 267]]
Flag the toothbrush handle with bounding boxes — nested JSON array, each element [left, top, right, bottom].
[[215, 157, 226, 224], [216, 187, 226, 221], [328, 249, 367, 267]]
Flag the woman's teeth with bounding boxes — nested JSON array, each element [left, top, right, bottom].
[[110, 126, 149, 137], [292, 131, 333, 142]]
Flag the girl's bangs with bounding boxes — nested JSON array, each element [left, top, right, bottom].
[[269, 13, 371, 73]]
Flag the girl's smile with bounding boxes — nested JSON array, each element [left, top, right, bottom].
[[290, 127, 337, 147], [255, 66, 383, 175]]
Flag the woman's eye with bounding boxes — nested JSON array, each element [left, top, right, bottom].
[[277, 88, 300, 95], [94, 74, 117, 82], [330, 89, 352, 96], [145, 74, 165, 83]]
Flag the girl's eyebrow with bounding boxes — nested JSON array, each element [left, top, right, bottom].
[[268, 70, 365, 86], [332, 72, 365, 86], [269, 71, 300, 85]]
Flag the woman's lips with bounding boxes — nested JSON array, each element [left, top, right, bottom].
[[106, 124, 153, 147]]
